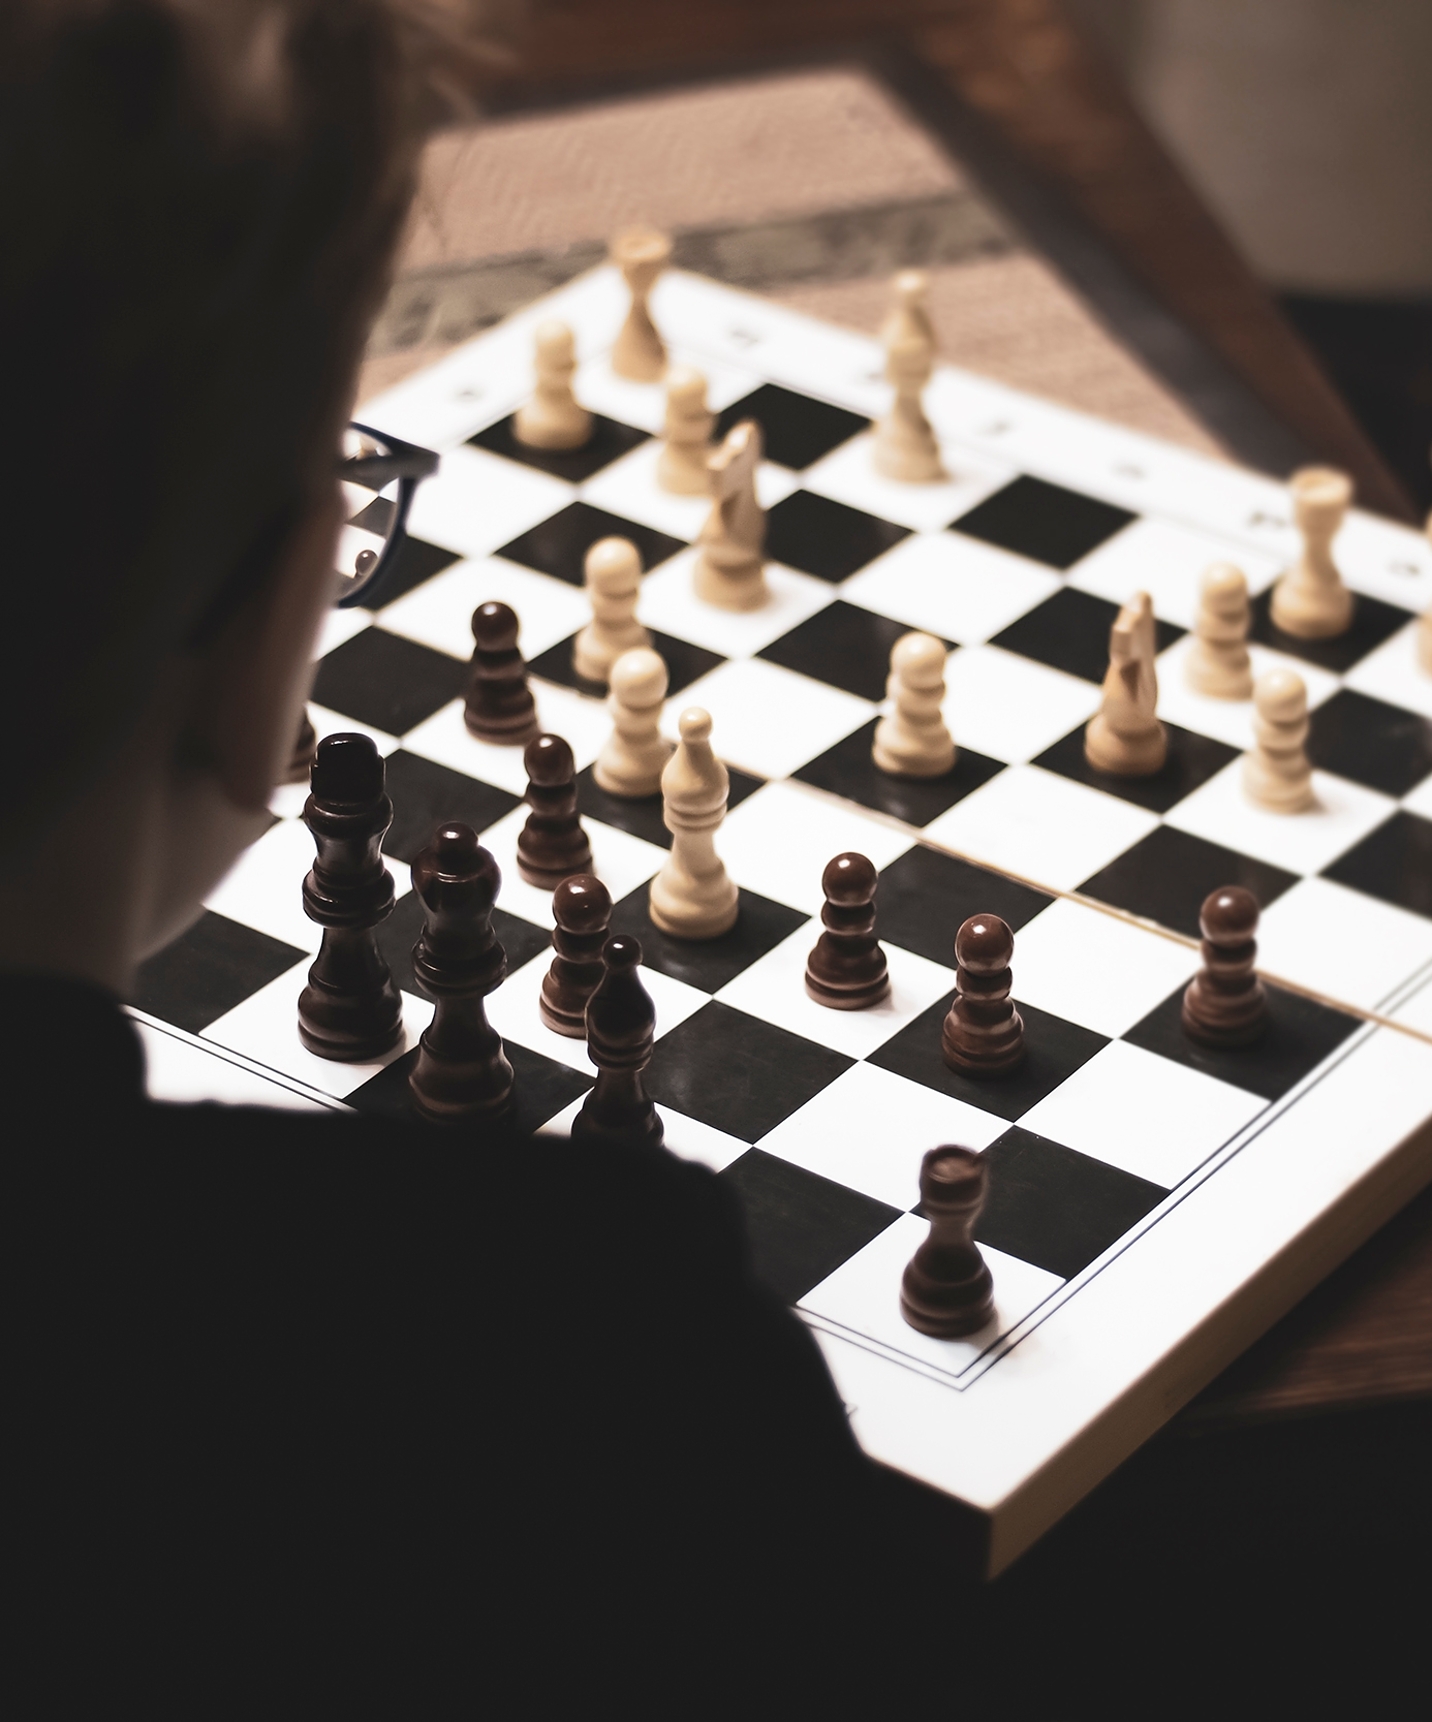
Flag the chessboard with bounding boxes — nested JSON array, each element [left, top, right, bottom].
[[132, 264, 1432, 1575]]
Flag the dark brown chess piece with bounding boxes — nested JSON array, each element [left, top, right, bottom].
[[283, 707, 318, 784], [571, 936, 664, 1152], [1182, 885, 1269, 1048], [900, 1146, 996, 1338], [540, 874, 612, 1036], [516, 733, 592, 889], [804, 851, 890, 1010], [941, 913, 1024, 1076], [464, 600, 539, 745], [298, 733, 404, 1061], [407, 823, 514, 1123]]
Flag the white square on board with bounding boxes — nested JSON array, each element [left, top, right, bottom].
[[378, 556, 588, 662], [536, 1092, 752, 1172], [579, 437, 799, 544], [315, 605, 377, 658], [405, 443, 575, 560], [668, 658, 874, 782], [1067, 515, 1281, 628], [941, 645, 1103, 764], [636, 550, 835, 659], [1164, 758, 1395, 877], [1257, 876, 1432, 1014], [1019, 1039, 1266, 1191], [477, 802, 666, 929], [1154, 635, 1341, 751], [1343, 621, 1432, 722], [758, 1062, 1005, 1212], [718, 779, 911, 913], [802, 432, 1014, 534], [839, 533, 1061, 647], [402, 699, 532, 798], [1012, 897, 1199, 1038], [716, 926, 951, 1062], [800, 1213, 1065, 1379], [925, 764, 1159, 893], [1403, 773, 1432, 820]]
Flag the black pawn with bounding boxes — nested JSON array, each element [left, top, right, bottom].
[[407, 823, 514, 1123], [298, 733, 404, 1062], [805, 852, 890, 1010], [516, 733, 593, 889], [1182, 885, 1269, 1048], [901, 1146, 996, 1338], [540, 874, 612, 1037], [465, 600, 539, 745], [571, 936, 664, 1153], [941, 913, 1024, 1076]]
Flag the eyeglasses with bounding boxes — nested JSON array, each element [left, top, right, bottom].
[[334, 421, 439, 609]]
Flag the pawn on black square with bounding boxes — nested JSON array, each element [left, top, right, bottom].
[[407, 823, 514, 1124], [941, 913, 1024, 1076], [465, 600, 539, 746], [1182, 885, 1269, 1048], [805, 852, 889, 1010], [572, 935, 664, 1152], [540, 874, 612, 1037], [900, 1146, 995, 1338], [516, 732, 592, 889]]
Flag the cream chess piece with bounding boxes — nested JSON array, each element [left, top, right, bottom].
[[1085, 591, 1167, 775], [610, 226, 671, 382], [648, 708, 739, 939], [1245, 669, 1315, 812], [873, 633, 955, 777], [594, 648, 672, 798], [1419, 508, 1432, 674], [694, 419, 767, 610], [573, 537, 650, 684], [872, 270, 943, 484], [1186, 563, 1254, 699], [1270, 466, 1354, 639], [657, 366, 714, 494], [514, 320, 592, 451]]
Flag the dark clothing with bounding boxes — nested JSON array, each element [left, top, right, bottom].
[[8, 979, 898, 1712]]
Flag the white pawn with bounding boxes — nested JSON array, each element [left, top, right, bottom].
[[1245, 669, 1315, 812], [573, 537, 650, 684], [1270, 466, 1354, 639], [1186, 563, 1254, 699], [1085, 591, 1167, 776], [594, 648, 672, 798], [873, 270, 943, 484], [649, 708, 739, 940], [514, 320, 591, 451], [610, 226, 670, 382], [873, 633, 955, 777], [694, 419, 767, 611], [658, 366, 714, 494]]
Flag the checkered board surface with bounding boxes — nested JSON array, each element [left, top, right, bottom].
[[133, 268, 1432, 1573]]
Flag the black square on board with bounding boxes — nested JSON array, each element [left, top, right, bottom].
[[875, 846, 1052, 968], [796, 719, 1004, 828], [312, 627, 468, 735], [131, 911, 307, 1034], [1307, 689, 1432, 797], [765, 491, 910, 584], [609, 885, 807, 993], [1323, 811, 1432, 919], [976, 1127, 1167, 1281], [381, 750, 521, 862], [1123, 982, 1359, 1103], [1078, 825, 1299, 940], [868, 997, 1108, 1123], [645, 1003, 853, 1144], [1249, 586, 1410, 675], [1033, 722, 1239, 815], [719, 1149, 901, 1303], [364, 537, 461, 610], [991, 586, 1184, 684], [575, 761, 763, 851], [715, 383, 868, 471], [495, 501, 687, 587], [758, 602, 940, 703], [951, 476, 1135, 570], [528, 628, 724, 700], [467, 412, 648, 484]]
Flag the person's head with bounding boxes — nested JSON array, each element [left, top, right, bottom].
[[0, 1, 503, 984]]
